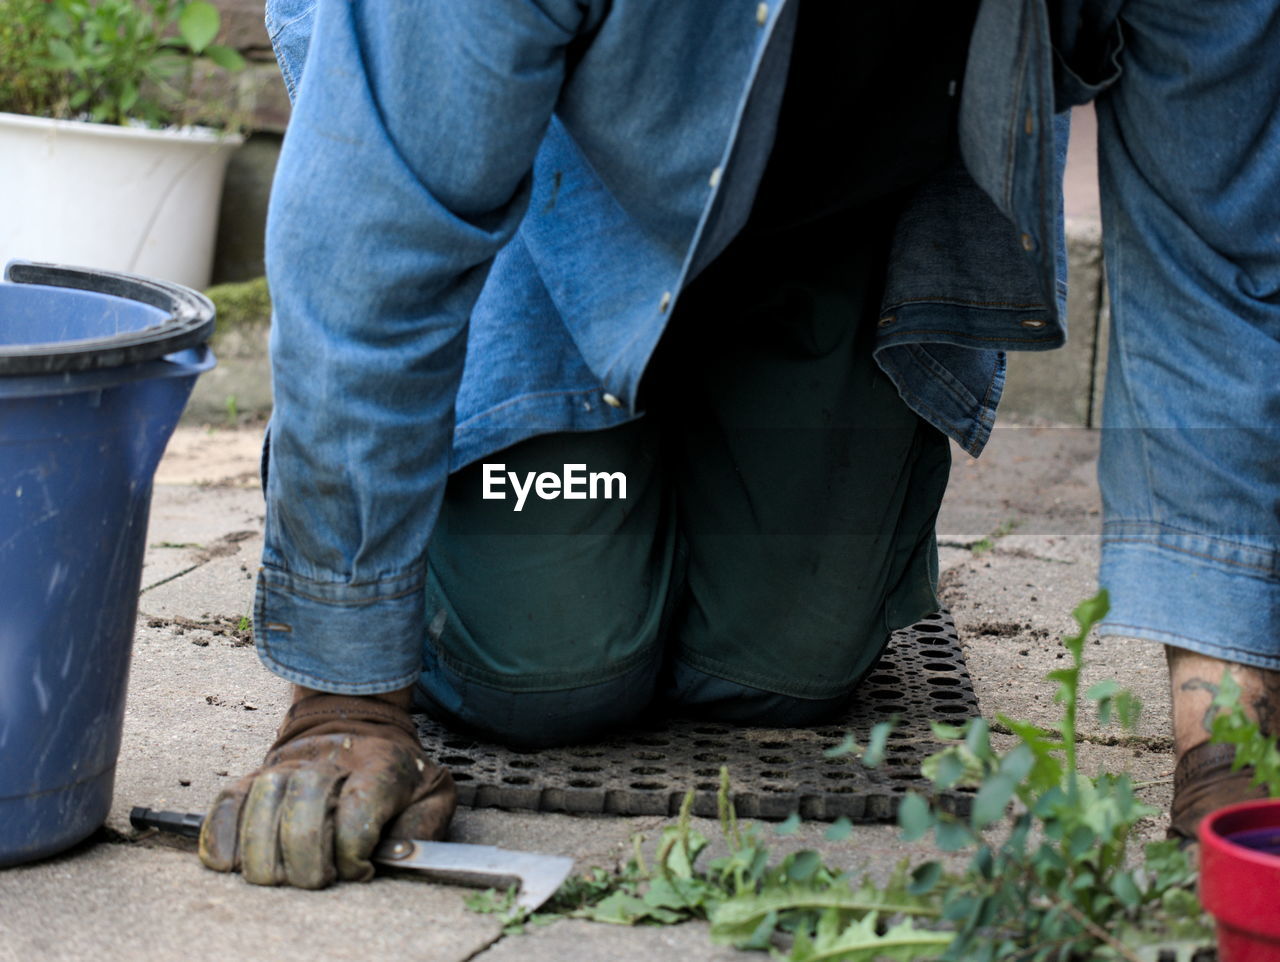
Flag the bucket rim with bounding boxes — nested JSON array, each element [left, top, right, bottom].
[[0, 261, 215, 375]]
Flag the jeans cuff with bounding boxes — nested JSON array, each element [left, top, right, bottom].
[[253, 564, 426, 694], [1099, 535, 1280, 671]]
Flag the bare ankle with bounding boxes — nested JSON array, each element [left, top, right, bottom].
[[1167, 646, 1280, 757]]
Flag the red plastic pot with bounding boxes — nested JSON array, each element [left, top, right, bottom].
[[1200, 798, 1280, 962]]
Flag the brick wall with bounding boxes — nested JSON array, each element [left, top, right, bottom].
[[211, 0, 290, 133]]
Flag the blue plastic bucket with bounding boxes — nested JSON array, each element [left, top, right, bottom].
[[0, 261, 215, 866]]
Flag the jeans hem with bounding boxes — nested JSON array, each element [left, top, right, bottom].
[[254, 568, 427, 693], [1102, 522, 1279, 580], [1099, 536, 1280, 668], [254, 647, 422, 695], [1096, 623, 1280, 674]]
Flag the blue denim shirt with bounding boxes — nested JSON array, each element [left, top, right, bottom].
[[257, 0, 1071, 693]]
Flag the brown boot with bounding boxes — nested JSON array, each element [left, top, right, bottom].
[[1168, 741, 1268, 844]]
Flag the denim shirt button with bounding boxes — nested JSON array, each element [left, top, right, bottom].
[[659, 291, 672, 313], [877, 315, 896, 328], [1020, 318, 1047, 329], [602, 392, 623, 408], [756, 2, 768, 26], [709, 167, 723, 188], [1020, 232, 1035, 251]]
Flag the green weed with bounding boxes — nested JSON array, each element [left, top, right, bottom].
[[1205, 671, 1280, 798], [972, 519, 1020, 556], [469, 592, 1244, 959]]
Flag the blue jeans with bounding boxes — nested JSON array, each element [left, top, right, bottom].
[[1093, 0, 1280, 665]]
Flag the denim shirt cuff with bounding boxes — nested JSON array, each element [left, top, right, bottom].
[[252, 564, 425, 694]]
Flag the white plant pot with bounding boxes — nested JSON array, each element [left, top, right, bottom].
[[0, 111, 242, 291]]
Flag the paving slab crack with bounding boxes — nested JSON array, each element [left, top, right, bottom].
[[140, 564, 203, 594], [984, 546, 1076, 565], [990, 721, 1173, 753], [139, 530, 259, 593], [193, 530, 258, 561], [459, 930, 509, 962]]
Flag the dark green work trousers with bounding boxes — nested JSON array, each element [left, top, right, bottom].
[[415, 202, 952, 748]]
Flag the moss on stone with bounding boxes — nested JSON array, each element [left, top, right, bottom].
[[205, 276, 271, 336]]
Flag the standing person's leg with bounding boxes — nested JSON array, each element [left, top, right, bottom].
[[1094, 0, 1280, 837], [651, 206, 952, 724]]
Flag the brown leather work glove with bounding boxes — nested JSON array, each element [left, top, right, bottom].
[[198, 691, 456, 888]]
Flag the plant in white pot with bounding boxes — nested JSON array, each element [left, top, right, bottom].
[[0, 0, 247, 289]]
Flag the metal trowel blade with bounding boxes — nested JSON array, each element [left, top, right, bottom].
[[130, 806, 573, 910], [374, 837, 574, 910]]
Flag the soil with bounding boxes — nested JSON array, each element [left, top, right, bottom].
[[143, 614, 254, 647], [970, 620, 1026, 638]]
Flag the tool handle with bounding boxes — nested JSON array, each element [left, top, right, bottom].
[[130, 806, 204, 839]]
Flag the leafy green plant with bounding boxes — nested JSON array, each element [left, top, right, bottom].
[[0, 0, 63, 116], [1206, 671, 1280, 797], [0, 0, 244, 127], [882, 590, 1207, 960], [470, 771, 952, 958], [468, 592, 1217, 960]]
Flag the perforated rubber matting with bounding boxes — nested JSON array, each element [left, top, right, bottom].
[[414, 610, 978, 822]]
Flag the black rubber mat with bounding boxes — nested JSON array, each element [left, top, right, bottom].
[[414, 610, 978, 822]]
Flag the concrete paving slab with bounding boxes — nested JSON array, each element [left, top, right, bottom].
[[112, 620, 289, 832], [139, 485, 263, 593], [139, 543, 206, 595], [473, 918, 752, 961], [927, 419, 1175, 843], [138, 545, 260, 623], [940, 542, 1171, 744], [936, 544, 972, 572], [992, 531, 1098, 565], [937, 427, 1102, 542], [933, 424, 1163, 741], [154, 427, 263, 488], [145, 483, 264, 546], [0, 843, 502, 962]]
